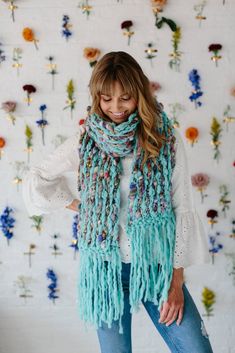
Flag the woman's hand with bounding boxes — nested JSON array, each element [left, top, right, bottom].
[[158, 267, 184, 327], [65, 199, 80, 212]]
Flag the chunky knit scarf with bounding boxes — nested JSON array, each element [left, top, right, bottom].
[[76, 110, 176, 334]]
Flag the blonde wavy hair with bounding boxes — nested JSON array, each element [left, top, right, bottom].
[[88, 51, 166, 167]]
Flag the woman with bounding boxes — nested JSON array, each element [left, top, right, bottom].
[[22, 51, 213, 353]]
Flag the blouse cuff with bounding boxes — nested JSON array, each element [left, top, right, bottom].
[[22, 169, 75, 216], [173, 209, 211, 269]]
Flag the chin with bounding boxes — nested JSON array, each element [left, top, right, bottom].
[[112, 118, 128, 124]]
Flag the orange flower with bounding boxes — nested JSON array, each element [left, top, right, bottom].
[[0, 137, 6, 148], [83, 47, 101, 61], [185, 127, 199, 146], [0, 137, 6, 159], [151, 0, 167, 11], [22, 27, 35, 42], [152, 0, 167, 5], [22, 27, 39, 50]]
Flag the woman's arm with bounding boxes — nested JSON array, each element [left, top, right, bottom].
[[171, 129, 210, 269], [22, 131, 80, 216], [172, 267, 184, 287], [159, 127, 210, 327], [159, 266, 184, 327]]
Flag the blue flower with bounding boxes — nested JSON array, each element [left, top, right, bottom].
[[39, 104, 47, 112], [69, 214, 79, 251], [36, 119, 48, 127], [188, 69, 203, 108], [47, 268, 59, 301], [0, 207, 15, 243], [209, 233, 223, 254], [62, 15, 72, 40]]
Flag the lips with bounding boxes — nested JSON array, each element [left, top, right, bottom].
[[111, 111, 127, 118]]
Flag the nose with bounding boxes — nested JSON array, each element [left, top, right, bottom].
[[111, 99, 122, 112]]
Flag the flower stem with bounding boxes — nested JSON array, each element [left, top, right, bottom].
[[42, 128, 45, 146], [11, 2, 15, 22], [34, 40, 39, 51], [29, 253, 32, 268], [52, 75, 55, 90]]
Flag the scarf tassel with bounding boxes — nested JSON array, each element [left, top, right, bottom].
[[76, 211, 175, 335], [77, 247, 124, 334], [127, 212, 176, 313]]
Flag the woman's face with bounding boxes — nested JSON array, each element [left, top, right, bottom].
[[99, 81, 137, 124]]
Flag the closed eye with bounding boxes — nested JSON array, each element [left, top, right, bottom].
[[101, 97, 130, 102]]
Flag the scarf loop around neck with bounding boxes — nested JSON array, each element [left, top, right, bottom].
[[76, 110, 176, 334]]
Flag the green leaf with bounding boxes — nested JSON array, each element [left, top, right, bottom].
[[162, 17, 178, 32], [66, 79, 74, 98], [25, 125, 32, 139], [155, 19, 163, 29]]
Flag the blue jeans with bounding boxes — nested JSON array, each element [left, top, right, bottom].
[[97, 262, 214, 353]]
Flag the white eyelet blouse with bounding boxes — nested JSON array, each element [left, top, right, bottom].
[[22, 126, 210, 269]]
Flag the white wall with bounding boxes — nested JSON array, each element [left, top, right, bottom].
[[0, 1, 234, 352]]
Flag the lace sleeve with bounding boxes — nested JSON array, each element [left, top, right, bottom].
[[22, 131, 80, 216], [171, 129, 210, 269]]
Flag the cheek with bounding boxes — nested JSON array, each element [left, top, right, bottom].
[[129, 99, 137, 110], [100, 101, 108, 111]]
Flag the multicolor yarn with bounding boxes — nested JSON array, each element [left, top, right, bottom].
[[76, 110, 176, 334]]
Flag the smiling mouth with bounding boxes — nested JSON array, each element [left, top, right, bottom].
[[111, 111, 127, 118]]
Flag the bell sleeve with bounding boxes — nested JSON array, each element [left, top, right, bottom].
[[22, 132, 80, 217], [171, 129, 210, 269]]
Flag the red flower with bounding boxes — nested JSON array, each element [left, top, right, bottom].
[[79, 119, 85, 125], [23, 84, 36, 94], [207, 209, 218, 219], [208, 44, 222, 52], [121, 20, 133, 29]]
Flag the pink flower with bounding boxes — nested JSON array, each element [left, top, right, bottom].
[[149, 81, 161, 95], [191, 173, 210, 188], [1, 101, 16, 113], [230, 87, 235, 97]]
